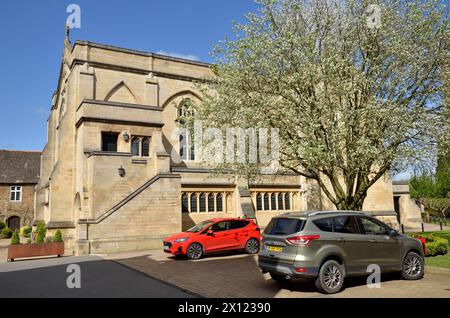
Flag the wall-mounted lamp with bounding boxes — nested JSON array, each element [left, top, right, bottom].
[[123, 132, 130, 142], [118, 166, 126, 177]]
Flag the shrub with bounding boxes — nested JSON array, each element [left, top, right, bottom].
[[0, 221, 5, 231], [1, 227, 13, 239], [35, 222, 46, 244], [53, 230, 63, 243], [11, 231, 20, 245], [26, 239, 32, 244], [20, 226, 32, 238], [427, 237, 449, 256], [45, 237, 52, 243]]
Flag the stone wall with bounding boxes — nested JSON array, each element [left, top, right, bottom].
[[80, 175, 181, 254], [0, 184, 35, 228]]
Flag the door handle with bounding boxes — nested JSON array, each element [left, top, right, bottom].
[[370, 239, 377, 243], [337, 238, 346, 242]]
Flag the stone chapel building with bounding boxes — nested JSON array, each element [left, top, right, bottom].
[[35, 34, 418, 255]]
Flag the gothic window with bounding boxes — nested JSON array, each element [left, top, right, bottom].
[[271, 193, 277, 210], [256, 193, 263, 211], [178, 98, 195, 161], [285, 193, 291, 210], [263, 193, 269, 211], [252, 191, 294, 212], [278, 193, 284, 210], [181, 191, 230, 213], [190, 193, 198, 213], [142, 137, 150, 157], [208, 193, 215, 212], [131, 136, 151, 157], [131, 137, 140, 156], [199, 193, 206, 212], [216, 193, 223, 212]]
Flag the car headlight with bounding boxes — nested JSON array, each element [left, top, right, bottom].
[[174, 237, 189, 243]]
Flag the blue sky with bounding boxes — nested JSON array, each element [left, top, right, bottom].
[[0, 0, 258, 151]]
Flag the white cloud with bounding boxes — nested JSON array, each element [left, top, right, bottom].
[[155, 50, 200, 61]]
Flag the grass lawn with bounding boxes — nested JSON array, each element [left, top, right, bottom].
[[425, 254, 450, 269], [408, 230, 450, 269]]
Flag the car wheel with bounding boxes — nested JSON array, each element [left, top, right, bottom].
[[402, 252, 424, 280], [270, 272, 290, 284], [314, 260, 345, 294], [245, 238, 260, 254], [186, 243, 203, 260]]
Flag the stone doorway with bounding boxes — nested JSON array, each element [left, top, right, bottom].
[[7, 216, 20, 232]]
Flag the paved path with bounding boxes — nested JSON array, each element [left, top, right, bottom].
[[404, 223, 450, 233], [0, 255, 197, 298], [110, 250, 450, 298]]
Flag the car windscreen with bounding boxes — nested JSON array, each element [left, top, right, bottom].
[[186, 220, 214, 233], [264, 218, 305, 235]]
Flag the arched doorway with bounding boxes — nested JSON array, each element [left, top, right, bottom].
[[7, 216, 20, 232]]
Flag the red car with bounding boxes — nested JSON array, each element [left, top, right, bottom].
[[163, 218, 261, 260]]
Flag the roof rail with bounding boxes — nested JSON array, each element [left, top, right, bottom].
[[308, 211, 366, 217]]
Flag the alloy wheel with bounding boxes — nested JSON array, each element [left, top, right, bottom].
[[323, 264, 342, 289], [187, 243, 203, 260], [246, 239, 260, 254], [404, 255, 422, 278]]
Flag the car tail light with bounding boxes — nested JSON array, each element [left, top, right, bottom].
[[294, 267, 308, 273], [286, 235, 320, 246]]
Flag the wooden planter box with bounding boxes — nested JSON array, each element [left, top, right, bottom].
[[7, 242, 64, 262]]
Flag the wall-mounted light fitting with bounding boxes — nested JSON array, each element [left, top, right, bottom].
[[118, 166, 126, 177]]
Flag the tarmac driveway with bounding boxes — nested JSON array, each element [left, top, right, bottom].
[[0, 255, 197, 298], [110, 250, 450, 298]]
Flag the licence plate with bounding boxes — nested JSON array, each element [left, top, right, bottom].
[[164, 245, 170, 250], [266, 245, 283, 253]]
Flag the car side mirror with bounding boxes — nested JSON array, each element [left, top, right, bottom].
[[207, 230, 214, 236], [388, 229, 398, 237]]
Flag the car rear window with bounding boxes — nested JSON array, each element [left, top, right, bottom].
[[333, 216, 361, 234], [264, 218, 305, 235], [313, 217, 333, 232]]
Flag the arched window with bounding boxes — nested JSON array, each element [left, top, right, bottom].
[[278, 193, 284, 210], [190, 193, 198, 213], [208, 193, 215, 212], [199, 193, 206, 212], [256, 193, 263, 211], [284, 193, 291, 210], [271, 193, 277, 210], [216, 193, 223, 212], [263, 194, 269, 211], [178, 98, 195, 161], [181, 193, 189, 213]]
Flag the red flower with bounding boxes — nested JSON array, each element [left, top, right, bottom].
[[417, 236, 427, 255]]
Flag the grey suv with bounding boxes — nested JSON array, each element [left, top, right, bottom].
[[258, 211, 425, 294]]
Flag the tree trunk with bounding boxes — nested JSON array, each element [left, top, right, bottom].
[[334, 195, 366, 211]]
